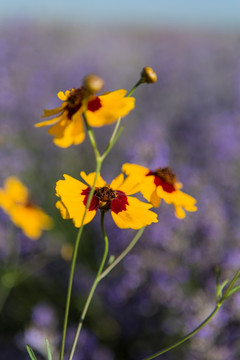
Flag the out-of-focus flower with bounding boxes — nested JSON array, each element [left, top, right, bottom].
[[0, 177, 53, 239], [56, 171, 158, 229], [122, 163, 197, 218], [35, 87, 135, 148]]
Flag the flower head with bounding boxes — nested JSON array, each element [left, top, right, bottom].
[[35, 86, 135, 148], [56, 171, 158, 229], [122, 163, 197, 219], [0, 177, 53, 239]]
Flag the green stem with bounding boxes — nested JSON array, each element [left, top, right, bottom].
[[59, 226, 84, 360], [142, 267, 240, 360], [59, 159, 102, 360], [68, 211, 109, 360], [142, 304, 221, 360], [221, 269, 240, 302], [100, 126, 124, 162], [127, 79, 143, 97], [99, 227, 145, 281], [82, 112, 100, 159], [101, 77, 143, 161]]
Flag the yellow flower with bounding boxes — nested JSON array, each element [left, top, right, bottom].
[[122, 163, 197, 219], [0, 177, 53, 240], [56, 171, 158, 229], [35, 87, 135, 148]]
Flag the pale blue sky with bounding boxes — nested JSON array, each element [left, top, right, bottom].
[[1, 0, 240, 29]]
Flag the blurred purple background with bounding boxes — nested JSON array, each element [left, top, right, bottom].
[[1, 19, 240, 360]]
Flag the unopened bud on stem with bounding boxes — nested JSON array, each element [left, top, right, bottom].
[[141, 67, 157, 84], [83, 74, 104, 93]]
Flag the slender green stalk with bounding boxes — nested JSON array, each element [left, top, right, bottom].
[[142, 268, 240, 360], [102, 77, 143, 161], [127, 79, 143, 97], [59, 147, 102, 360], [142, 305, 220, 360], [26, 345, 38, 360], [46, 339, 53, 360], [68, 211, 109, 360], [99, 227, 145, 281], [59, 226, 84, 360], [100, 126, 124, 162], [82, 113, 100, 160]]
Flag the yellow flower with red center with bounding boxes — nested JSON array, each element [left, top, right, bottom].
[[0, 177, 53, 239], [56, 171, 158, 229], [35, 87, 135, 148], [122, 163, 197, 219]]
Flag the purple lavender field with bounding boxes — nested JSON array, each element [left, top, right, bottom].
[[1, 22, 240, 360]]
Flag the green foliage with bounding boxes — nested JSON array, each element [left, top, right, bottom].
[[26, 345, 37, 360], [46, 339, 52, 360]]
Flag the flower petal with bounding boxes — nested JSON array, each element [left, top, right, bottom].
[[40, 104, 65, 118], [80, 171, 106, 188], [150, 187, 161, 207], [111, 196, 158, 229], [58, 90, 71, 101], [156, 186, 197, 218], [122, 163, 149, 178], [139, 175, 156, 203], [0, 178, 28, 213], [10, 205, 53, 240], [0, 177, 28, 207], [56, 174, 86, 197], [48, 111, 85, 148], [86, 89, 135, 127], [35, 116, 61, 128], [56, 175, 96, 226], [110, 174, 124, 190], [174, 205, 186, 219], [56, 200, 70, 219], [117, 174, 141, 195]]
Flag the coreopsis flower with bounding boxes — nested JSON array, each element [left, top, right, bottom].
[[0, 177, 53, 240], [56, 171, 158, 229], [35, 87, 135, 148], [122, 163, 197, 219]]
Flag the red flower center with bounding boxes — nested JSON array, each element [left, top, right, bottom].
[[65, 87, 102, 118], [147, 167, 176, 193], [66, 88, 86, 119], [82, 185, 128, 214], [87, 97, 102, 112]]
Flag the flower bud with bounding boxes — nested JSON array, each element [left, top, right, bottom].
[[141, 67, 157, 84], [83, 74, 104, 93]]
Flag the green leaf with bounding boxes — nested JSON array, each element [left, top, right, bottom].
[[216, 279, 229, 299], [46, 339, 52, 360], [227, 284, 240, 297], [26, 345, 38, 360]]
